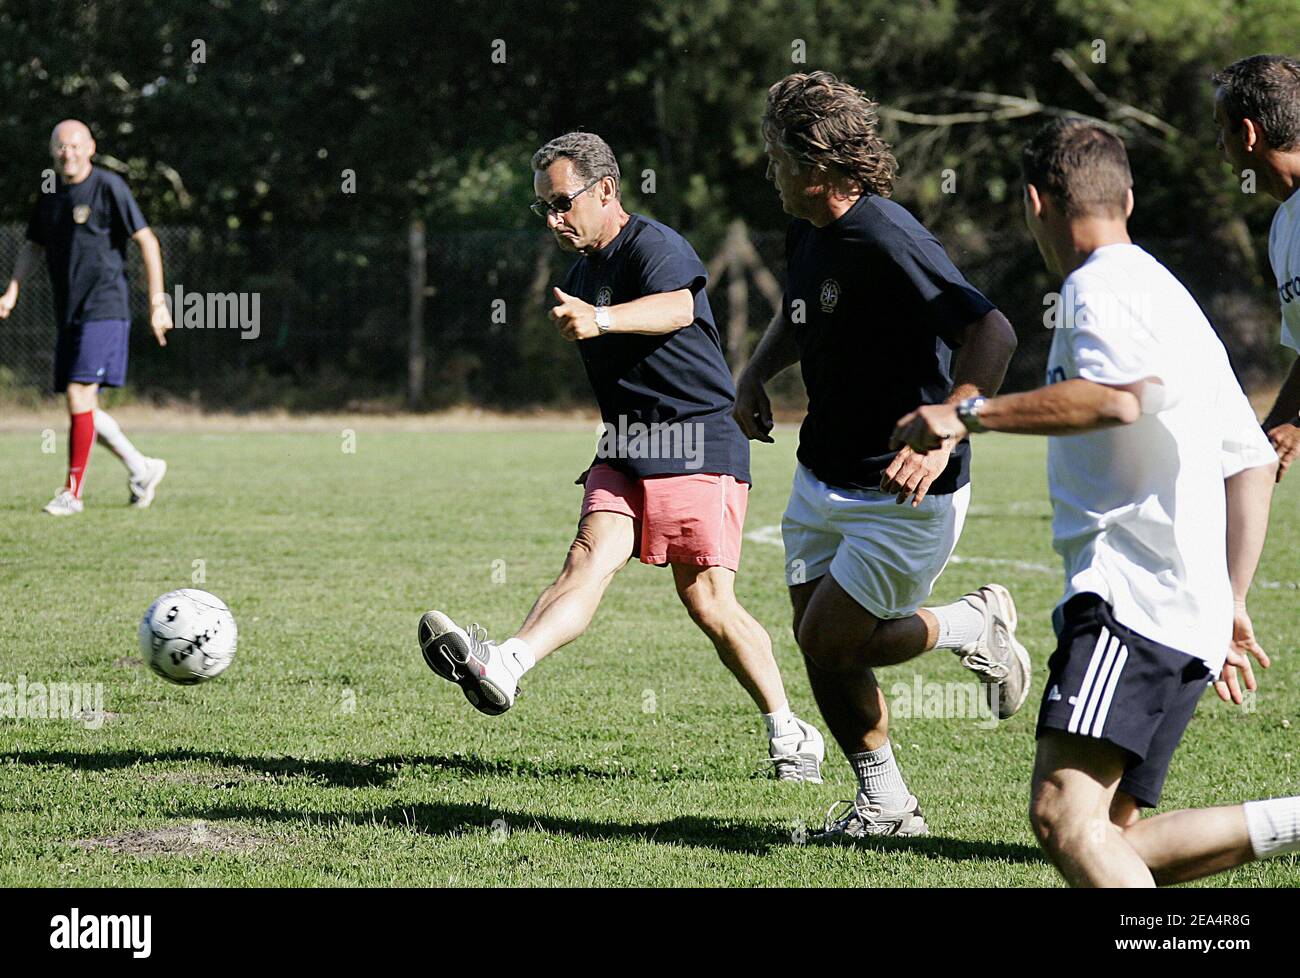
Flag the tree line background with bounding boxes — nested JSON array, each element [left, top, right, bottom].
[[0, 0, 1294, 411]]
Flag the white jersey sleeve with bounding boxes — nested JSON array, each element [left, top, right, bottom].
[[1219, 384, 1277, 478], [1067, 278, 1183, 409]]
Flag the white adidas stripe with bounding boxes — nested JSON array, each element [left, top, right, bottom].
[[1067, 627, 1112, 734], [1077, 634, 1119, 735], [1090, 643, 1129, 738]]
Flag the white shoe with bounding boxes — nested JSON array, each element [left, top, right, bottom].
[[767, 716, 826, 783], [43, 489, 83, 516], [955, 584, 1032, 720], [417, 611, 519, 716], [129, 457, 167, 508], [815, 793, 929, 840]]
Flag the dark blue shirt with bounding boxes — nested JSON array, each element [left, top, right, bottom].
[[784, 195, 994, 494], [562, 214, 751, 484], [26, 167, 148, 329]]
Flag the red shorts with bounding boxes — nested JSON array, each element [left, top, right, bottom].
[[580, 464, 749, 570]]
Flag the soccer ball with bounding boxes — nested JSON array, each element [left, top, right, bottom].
[[138, 589, 237, 685]]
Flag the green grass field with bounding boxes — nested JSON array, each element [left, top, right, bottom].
[[1, 423, 1297, 887]]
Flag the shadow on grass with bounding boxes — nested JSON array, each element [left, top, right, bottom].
[[169, 799, 1043, 864], [7, 748, 1046, 864], [0, 748, 625, 787], [179, 800, 787, 855]]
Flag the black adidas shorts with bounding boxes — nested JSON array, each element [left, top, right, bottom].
[[1036, 593, 1212, 808]]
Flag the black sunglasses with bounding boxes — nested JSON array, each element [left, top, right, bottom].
[[530, 177, 602, 219]]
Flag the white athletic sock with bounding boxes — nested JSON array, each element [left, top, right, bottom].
[[498, 638, 535, 680], [849, 741, 912, 811], [1244, 796, 1300, 858], [930, 595, 985, 652], [93, 410, 148, 479], [763, 702, 797, 740]]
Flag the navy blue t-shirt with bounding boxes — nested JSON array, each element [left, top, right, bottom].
[[26, 167, 148, 328], [562, 214, 751, 484], [784, 195, 994, 494]]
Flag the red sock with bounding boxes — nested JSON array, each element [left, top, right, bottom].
[[67, 410, 95, 498]]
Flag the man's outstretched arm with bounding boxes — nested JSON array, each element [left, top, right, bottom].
[[890, 377, 1146, 451]]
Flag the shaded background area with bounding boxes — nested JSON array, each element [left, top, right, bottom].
[[0, 0, 1293, 410]]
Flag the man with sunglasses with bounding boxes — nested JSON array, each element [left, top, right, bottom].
[[417, 132, 826, 782]]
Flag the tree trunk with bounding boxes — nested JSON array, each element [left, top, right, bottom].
[[726, 220, 750, 376], [407, 217, 427, 410]]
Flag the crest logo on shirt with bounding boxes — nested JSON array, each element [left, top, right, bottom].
[[596, 286, 613, 307], [72, 205, 91, 225], [818, 279, 840, 313]]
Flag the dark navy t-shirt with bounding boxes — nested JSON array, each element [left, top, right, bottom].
[[26, 167, 148, 328], [784, 195, 994, 494], [562, 214, 751, 484]]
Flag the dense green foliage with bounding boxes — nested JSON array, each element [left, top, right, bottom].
[[0, 1, 1294, 402]]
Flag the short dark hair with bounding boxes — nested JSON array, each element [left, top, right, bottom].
[[1213, 54, 1300, 151], [531, 131, 620, 196], [1021, 118, 1132, 219]]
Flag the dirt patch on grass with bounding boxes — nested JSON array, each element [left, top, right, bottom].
[[141, 769, 274, 789], [72, 823, 265, 855]]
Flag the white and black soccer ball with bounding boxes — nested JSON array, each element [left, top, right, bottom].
[[138, 589, 237, 685]]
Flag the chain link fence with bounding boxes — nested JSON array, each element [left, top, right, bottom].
[[0, 222, 1285, 411]]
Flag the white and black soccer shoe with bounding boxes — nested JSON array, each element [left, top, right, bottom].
[[418, 610, 518, 716], [129, 457, 168, 508], [954, 584, 1032, 720], [815, 794, 930, 840], [766, 716, 826, 783]]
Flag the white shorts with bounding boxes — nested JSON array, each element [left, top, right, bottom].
[[781, 463, 971, 619]]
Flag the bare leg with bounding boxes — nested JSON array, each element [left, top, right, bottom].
[[671, 563, 787, 713], [66, 381, 99, 415], [1030, 732, 1157, 887], [513, 511, 634, 662], [790, 577, 892, 755], [1110, 790, 1255, 885]]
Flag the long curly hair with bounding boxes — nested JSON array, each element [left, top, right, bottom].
[[762, 71, 898, 197]]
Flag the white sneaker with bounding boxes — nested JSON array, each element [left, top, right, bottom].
[[129, 457, 167, 508], [815, 794, 929, 840], [417, 610, 519, 716], [767, 716, 826, 783], [43, 489, 83, 516], [955, 583, 1032, 720]]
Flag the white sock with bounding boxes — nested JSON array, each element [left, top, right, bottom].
[[498, 638, 536, 680], [93, 410, 148, 479], [930, 595, 985, 651], [1244, 796, 1300, 858], [849, 741, 912, 811], [763, 702, 797, 739]]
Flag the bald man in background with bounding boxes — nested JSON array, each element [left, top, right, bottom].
[[0, 120, 173, 514]]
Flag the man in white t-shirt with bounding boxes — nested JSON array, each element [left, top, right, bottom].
[[1214, 54, 1300, 481], [892, 119, 1298, 887]]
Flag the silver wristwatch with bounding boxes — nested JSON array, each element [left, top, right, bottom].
[[956, 396, 987, 434], [595, 306, 613, 333]]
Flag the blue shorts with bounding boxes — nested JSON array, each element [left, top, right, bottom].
[[1036, 594, 1211, 808], [54, 318, 130, 392]]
